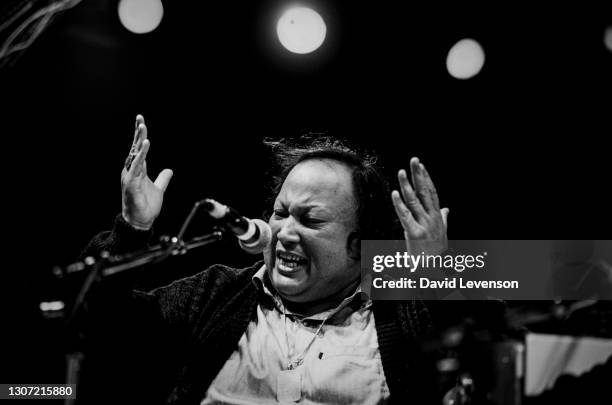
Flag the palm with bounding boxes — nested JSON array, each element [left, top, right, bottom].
[[122, 170, 164, 225], [404, 222, 429, 240]]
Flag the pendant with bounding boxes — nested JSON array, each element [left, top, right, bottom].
[[277, 369, 302, 402]]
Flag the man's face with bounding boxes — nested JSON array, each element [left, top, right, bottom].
[[264, 158, 360, 303]]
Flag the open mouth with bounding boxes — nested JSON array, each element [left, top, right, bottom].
[[276, 250, 308, 271]]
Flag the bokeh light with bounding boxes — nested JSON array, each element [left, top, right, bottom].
[[118, 0, 164, 34], [604, 26, 612, 52], [446, 38, 485, 79], [276, 7, 326, 54]]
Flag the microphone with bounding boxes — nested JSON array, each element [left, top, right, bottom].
[[203, 199, 271, 254]]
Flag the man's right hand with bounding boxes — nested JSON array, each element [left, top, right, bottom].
[[121, 114, 173, 230]]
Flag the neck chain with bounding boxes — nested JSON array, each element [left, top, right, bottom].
[[281, 303, 330, 370]]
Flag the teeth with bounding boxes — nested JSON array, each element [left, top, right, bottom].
[[277, 256, 306, 271], [277, 252, 305, 263], [276, 251, 307, 272], [279, 258, 299, 268]]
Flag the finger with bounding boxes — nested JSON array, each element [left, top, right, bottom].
[[131, 115, 145, 145], [125, 119, 146, 170], [398, 169, 427, 221], [404, 231, 413, 256], [135, 123, 148, 152], [128, 117, 145, 159], [409, 157, 421, 196], [410, 158, 435, 214], [128, 123, 148, 170], [154, 169, 173, 193], [124, 154, 135, 171], [420, 163, 441, 211], [391, 190, 420, 231], [139, 121, 148, 143], [129, 139, 150, 177], [441, 208, 449, 229]]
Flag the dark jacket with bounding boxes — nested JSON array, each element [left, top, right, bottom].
[[78, 215, 439, 405]]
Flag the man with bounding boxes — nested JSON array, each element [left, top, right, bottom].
[[80, 114, 449, 404]]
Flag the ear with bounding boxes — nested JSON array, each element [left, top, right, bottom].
[[347, 231, 361, 261]]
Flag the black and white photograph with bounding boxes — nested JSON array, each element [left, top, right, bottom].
[[2, 1, 612, 404]]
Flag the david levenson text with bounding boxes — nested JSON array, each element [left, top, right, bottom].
[[371, 277, 519, 289]]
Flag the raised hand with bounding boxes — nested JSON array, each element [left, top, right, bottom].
[[121, 115, 173, 230], [391, 157, 449, 255]]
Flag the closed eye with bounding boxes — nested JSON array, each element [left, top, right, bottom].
[[273, 209, 288, 218], [301, 216, 325, 227]]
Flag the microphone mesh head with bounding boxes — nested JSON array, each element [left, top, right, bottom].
[[238, 219, 272, 254], [204, 199, 227, 219]]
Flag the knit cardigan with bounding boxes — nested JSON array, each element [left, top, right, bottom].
[[79, 215, 438, 405]]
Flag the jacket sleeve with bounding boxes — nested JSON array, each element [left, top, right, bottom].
[[75, 215, 187, 403], [79, 214, 153, 259], [79, 264, 240, 404]]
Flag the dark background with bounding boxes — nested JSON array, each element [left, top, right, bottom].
[[2, 0, 611, 385]]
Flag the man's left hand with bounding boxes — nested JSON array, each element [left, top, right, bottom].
[[391, 157, 449, 255]]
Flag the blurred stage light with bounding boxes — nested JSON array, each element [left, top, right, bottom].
[[446, 38, 485, 79], [40, 301, 64, 312], [118, 0, 164, 34], [276, 7, 326, 54], [605, 26, 612, 52]]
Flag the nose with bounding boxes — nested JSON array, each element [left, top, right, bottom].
[[276, 216, 300, 246]]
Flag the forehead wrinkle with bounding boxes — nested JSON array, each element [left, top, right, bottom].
[[277, 189, 326, 214]]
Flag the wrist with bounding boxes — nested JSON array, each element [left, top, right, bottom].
[[112, 214, 153, 252], [406, 235, 448, 256], [121, 212, 153, 231]]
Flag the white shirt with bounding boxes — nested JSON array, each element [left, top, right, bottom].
[[201, 265, 390, 404]]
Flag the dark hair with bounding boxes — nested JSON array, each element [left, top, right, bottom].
[[263, 135, 400, 240]]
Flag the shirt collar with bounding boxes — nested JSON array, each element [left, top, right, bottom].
[[252, 264, 369, 322]]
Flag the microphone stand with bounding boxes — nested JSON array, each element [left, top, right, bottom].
[[42, 200, 224, 404]]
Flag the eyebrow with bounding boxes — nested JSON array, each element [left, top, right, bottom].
[[275, 201, 330, 215]]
